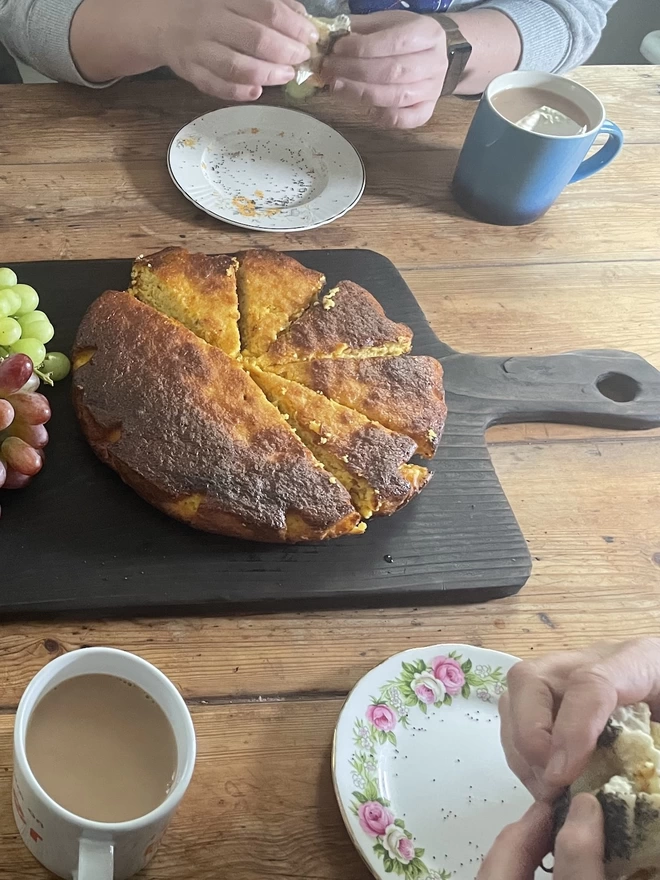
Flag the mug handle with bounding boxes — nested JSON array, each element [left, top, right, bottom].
[[75, 837, 114, 880], [569, 120, 624, 184]]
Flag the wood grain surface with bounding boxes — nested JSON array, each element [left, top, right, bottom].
[[0, 66, 659, 878]]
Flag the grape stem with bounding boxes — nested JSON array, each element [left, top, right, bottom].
[[34, 366, 54, 387]]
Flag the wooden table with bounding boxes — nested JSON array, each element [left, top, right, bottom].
[[0, 65, 659, 878]]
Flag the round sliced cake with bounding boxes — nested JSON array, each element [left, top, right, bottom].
[[71, 248, 445, 543]]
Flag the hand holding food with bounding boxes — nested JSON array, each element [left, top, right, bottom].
[[323, 11, 448, 129], [285, 14, 351, 101], [71, 0, 318, 102], [160, 0, 318, 101], [500, 639, 660, 801]]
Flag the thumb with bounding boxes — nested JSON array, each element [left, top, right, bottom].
[[554, 794, 605, 880], [545, 639, 660, 787], [477, 802, 552, 879]]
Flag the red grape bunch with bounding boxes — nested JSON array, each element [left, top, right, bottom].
[[0, 354, 51, 515]]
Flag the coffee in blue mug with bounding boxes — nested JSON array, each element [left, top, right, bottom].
[[452, 71, 624, 226]]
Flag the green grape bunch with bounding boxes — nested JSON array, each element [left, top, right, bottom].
[[0, 267, 71, 383]]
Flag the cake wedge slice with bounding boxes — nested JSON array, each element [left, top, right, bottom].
[[131, 247, 241, 357], [236, 249, 325, 357], [257, 281, 413, 367], [270, 356, 446, 457], [250, 367, 430, 519]]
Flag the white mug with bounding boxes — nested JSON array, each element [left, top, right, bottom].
[[12, 648, 196, 879]]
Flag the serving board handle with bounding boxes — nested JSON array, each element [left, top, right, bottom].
[[441, 349, 660, 430]]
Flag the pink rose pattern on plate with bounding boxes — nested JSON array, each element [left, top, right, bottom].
[[358, 801, 394, 836], [366, 703, 397, 732], [349, 652, 505, 880]]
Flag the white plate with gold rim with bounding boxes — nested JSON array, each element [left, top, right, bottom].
[[333, 644, 542, 880], [168, 105, 365, 232]]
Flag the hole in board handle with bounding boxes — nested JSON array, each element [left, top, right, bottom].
[[596, 372, 641, 403]]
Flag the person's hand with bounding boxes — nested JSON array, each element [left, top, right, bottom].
[[158, 0, 317, 100], [500, 638, 660, 801], [322, 12, 448, 129], [477, 794, 605, 880]]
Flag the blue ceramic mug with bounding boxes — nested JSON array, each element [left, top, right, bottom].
[[452, 71, 624, 226]]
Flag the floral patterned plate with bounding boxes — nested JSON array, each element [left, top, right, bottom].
[[168, 105, 365, 232], [333, 644, 540, 880]]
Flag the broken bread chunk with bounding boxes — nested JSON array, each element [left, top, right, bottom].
[[285, 14, 351, 101], [131, 247, 240, 358], [554, 703, 660, 880], [249, 366, 430, 519], [236, 249, 325, 358], [258, 281, 413, 367]]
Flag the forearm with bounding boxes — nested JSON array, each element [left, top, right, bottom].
[[477, 0, 616, 73], [445, 10, 521, 95], [70, 0, 165, 82], [0, 0, 108, 85]]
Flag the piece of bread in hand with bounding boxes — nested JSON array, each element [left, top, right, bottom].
[[554, 703, 660, 880]]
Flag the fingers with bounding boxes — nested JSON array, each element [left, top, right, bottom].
[[185, 64, 263, 102], [324, 49, 437, 85], [554, 794, 605, 880], [195, 45, 294, 88], [499, 692, 558, 802], [222, 13, 311, 66], [238, 0, 318, 44], [506, 660, 560, 770], [546, 638, 660, 787], [276, 0, 308, 13], [505, 652, 584, 783], [333, 77, 438, 109], [374, 100, 437, 130], [545, 669, 618, 787], [477, 801, 552, 880], [333, 18, 439, 58], [321, 13, 443, 129]]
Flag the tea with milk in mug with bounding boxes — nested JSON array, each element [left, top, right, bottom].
[[491, 86, 591, 137], [25, 674, 177, 823]]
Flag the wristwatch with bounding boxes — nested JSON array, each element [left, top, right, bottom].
[[434, 14, 472, 97]]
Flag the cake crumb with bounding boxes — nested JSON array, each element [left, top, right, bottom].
[[321, 287, 339, 310]]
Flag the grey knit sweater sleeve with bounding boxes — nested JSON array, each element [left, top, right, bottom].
[[0, 0, 112, 86], [476, 0, 617, 72], [0, 0, 616, 86]]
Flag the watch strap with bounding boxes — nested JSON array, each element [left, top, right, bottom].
[[435, 14, 472, 97]]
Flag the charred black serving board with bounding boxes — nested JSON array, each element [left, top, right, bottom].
[[2, 250, 660, 617]]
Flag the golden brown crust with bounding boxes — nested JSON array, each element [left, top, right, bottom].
[[250, 367, 430, 519], [235, 250, 325, 357], [131, 247, 241, 357], [271, 356, 446, 457], [258, 280, 413, 367], [72, 291, 362, 543]]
